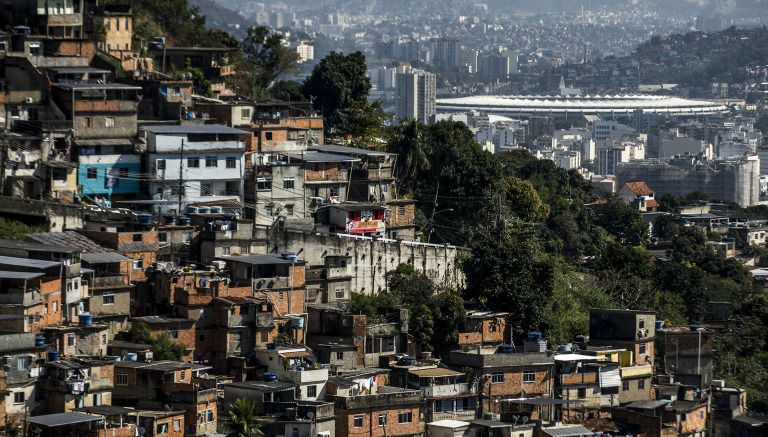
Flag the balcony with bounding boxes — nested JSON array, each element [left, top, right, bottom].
[[228, 315, 245, 327], [0, 290, 42, 306], [352, 166, 394, 181], [89, 276, 129, 289], [253, 277, 289, 290], [432, 410, 477, 422], [621, 364, 653, 379], [422, 383, 473, 398], [74, 100, 138, 113], [45, 13, 84, 27], [165, 384, 217, 403], [305, 169, 349, 184]]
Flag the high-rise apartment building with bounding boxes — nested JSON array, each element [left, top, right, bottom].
[[396, 70, 436, 123]]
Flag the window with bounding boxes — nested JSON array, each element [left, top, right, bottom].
[[67, 334, 75, 346], [353, 416, 363, 428], [639, 318, 645, 329], [105, 117, 115, 128], [283, 178, 295, 189], [398, 411, 412, 423], [522, 370, 535, 383], [206, 409, 214, 422], [102, 334, 107, 345], [16, 356, 30, 370], [156, 423, 168, 435], [336, 351, 344, 360], [241, 108, 251, 119], [156, 159, 166, 170], [278, 292, 284, 300], [179, 370, 186, 381], [158, 232, 167, 243], [622, 381, 629, 390], [378, 414, 387, 427], [181, 232, 192, 243], [222, 246, 231, 256], [286, 205, 294, 215], [491, 372, 504, 384], [133, 259, 144, 270], [92, 393, 102, 405], [173, 420, 181, 432], [85, 116, 93, 128], [133, 233, 143, 242], [198, 334, 205, 342], [52, 301, 58, 313], [188, 157, 200, 168], [170, 330, 178, 339], [115, 17, 120, 31], [577, 388, 587, 399], [398, 205, 406, 216], [335, 287, 345, 300], [125, 17, 130, 30], [116, 372, 128, 385], [265, 131, 273, 141], [13, 391, 25, 404], [638, 379, 645, 389], [87, 168, 98, 179], [226, 157, 237, 169], [201, 182, 213, 196], [257, 178, 271, 190], [292, 428, 299, 437], [206, 156, 218, 167], [639, 343, 647, 355], [307, 385, 317, 398], [102, 292, 115, 305]]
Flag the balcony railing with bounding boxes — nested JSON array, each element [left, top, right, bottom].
[[431, 410, 477, 422], [89, 276, 129, 289], [253, 277, 289, 290], [422, 383, 473, 398]]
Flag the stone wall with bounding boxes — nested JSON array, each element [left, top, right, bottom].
[[254, 229, 467, 294]]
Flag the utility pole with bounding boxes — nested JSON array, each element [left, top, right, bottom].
[[177, 139, 185, 216], [427, 181, 439, 243]]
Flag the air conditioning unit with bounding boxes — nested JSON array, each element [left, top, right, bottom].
[[24, 97, 33, 104]]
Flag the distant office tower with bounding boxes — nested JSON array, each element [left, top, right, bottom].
[[458, 48, 479, 74], [433, 38, 460, 69], [696, 15, 725, 33], [477, 51, 516, 81], [396, 70, 436, 123], [295, 42, 314, 63], [615, 155, 760, 207]]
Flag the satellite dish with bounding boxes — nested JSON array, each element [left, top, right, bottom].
[[307, 411, 315, 419], [136, 425, 146, 436]]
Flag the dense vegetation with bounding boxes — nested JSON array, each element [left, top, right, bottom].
[[381, 119, 768, 413]]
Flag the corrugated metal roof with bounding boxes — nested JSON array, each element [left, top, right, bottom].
[[311, 144, 396, 157], [27, 232, 130, 264], [143, 124, 247, 135], [81, 252, 132, 264], [285, 151, 360, 163], [0, 256, 60, 270], [408, 367, 464, 378], [216, 254, 299, 265], [27, 412, 103, 427], [0, 238, 78, 254], [0, 271, 45, 279], [539, 424, 594, 436]]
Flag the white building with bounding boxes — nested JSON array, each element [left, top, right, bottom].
[[396, 69, 436, 124], [144, 124, 248, 215], [295, 42, 314, 63], [593, 120, 636, 141]]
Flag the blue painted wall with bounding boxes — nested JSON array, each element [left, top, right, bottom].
[[77, 161, 141, 196]]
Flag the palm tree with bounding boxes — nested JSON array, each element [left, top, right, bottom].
[[225, 398, 264, 437], [388, 119, 431, 189]]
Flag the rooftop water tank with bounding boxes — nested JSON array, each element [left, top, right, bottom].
[[79, 313, 93, 326], [138, 214, 153, 224], [197, 207, 211, 214], [47, 349, 60, 363], [187, 207, 199, 214], [163, 215, 176, 224], [124, 353, 138, 362], [177, 217, 191, 225], [35, 336, 46, 348], [263, 372, 278, 382], [496, 344, 516, 354]]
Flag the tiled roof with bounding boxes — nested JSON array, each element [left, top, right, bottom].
[[623, 181, 655, 196]]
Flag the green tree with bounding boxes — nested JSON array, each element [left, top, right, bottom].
[[652, 215, 683, 241], [302, 51, 374, 136], [410, 304, 435, 352], [591, 196, 648, 245], [384, 264, 434, 306], [463, 223, 556, 339], [240, 26, 299, 95], [273, 332, 293, 347], [388, 119, 432, 191], [669, 226, 707, 264], [431, 292, 467, 353], [543, 270, 614, 345], [130, 322, 187, 361], [0, 217, 43, 240], [225, 399, 265, 437], [269, 80, 306, 102], [652, 291, 688, 326], [501, 177, 550, 223]]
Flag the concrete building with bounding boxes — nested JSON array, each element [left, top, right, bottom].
[[144, 124, 248, 215], [295, 42, 314, 63], [396, 70, 436, 124], [615, 155, 760, 207]]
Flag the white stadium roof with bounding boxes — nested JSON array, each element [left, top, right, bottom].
[[435, 94, 727, 116]]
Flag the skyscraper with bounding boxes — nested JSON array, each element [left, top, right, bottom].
[[396, 70, 437, 123]]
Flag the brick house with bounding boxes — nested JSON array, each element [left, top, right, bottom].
[[589, 309, 655, 367], [333, 387, 425, 437], [447, 349, 554, 421], [457, 311, 510, 348], [130, 316, 196, 361], [37, 358, 115, 413], [0, 257, 66, 333]]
